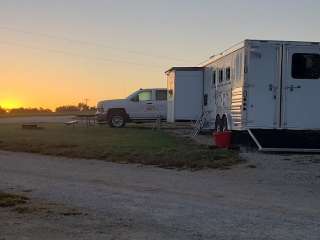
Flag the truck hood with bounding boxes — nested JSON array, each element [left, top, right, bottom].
[[97, 99, 128, 111]]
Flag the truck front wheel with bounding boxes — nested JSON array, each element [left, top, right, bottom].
[[109, 114, 126, 128]]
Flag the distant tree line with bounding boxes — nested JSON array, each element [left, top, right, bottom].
[[9, 107, 52, 114], [0, 106, 6, 114], [55, 103, 96, 113], [0, 103, 96, 115], [0, 107, 53, 115]]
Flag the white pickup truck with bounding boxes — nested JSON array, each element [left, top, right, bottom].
[[96, 88, 167, 127]]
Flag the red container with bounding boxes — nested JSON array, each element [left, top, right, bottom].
[[213, 131, 232, 149]]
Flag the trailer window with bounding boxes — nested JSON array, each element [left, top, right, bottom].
[[156, 90, 167, 101], [235, 53, 243, 81], [203, 94, 208, 106], [226, 67, 231, 81], [212, 70, 216, 86], [219, 69, 224, 83], [292, 53, 320, 79]]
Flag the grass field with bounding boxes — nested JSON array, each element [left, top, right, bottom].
[[0, 124, 240, 169]]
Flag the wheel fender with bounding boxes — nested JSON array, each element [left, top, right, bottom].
[[106, 108, 129, 121]]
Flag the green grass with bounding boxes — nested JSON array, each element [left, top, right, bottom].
[[0, 124, 241, 169]]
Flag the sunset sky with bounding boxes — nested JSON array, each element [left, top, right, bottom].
[[1, 0, 320, 109]]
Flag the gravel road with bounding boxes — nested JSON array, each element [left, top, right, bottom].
[[0, 151, 320, 240]]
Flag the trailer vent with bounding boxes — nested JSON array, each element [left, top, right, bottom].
[[231, 88, 244, 128]]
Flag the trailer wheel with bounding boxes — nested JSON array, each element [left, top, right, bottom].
[[108, 114, 126, 128]]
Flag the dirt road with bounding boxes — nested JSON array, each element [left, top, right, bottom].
[[0, 151, 320, 239]]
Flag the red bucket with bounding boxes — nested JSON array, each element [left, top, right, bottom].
[[213, 131, 232, 149]]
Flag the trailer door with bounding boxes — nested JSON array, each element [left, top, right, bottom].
[[246, 44, 281, 128], [282, 45, 320, 129]]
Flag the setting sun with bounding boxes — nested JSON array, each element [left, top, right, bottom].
[[0, 99, 21, 109]]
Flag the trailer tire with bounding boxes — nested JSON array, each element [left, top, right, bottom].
[[108, 112, 126, 128]]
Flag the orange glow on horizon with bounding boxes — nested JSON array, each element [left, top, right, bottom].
[[0, 99, 22, 109], [0, 30, 166, 110]]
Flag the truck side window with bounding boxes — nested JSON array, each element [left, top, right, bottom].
[[138, 91, 152, 101], [226, 67, 231, 81], [292, 53, 320, 79], [156, 90, 167, 101], [131, 95, 139, 102], [219, 69, 224, 83]]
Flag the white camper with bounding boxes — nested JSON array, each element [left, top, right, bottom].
[[200, 39, 320, 132], [166, 67, 203, 122]]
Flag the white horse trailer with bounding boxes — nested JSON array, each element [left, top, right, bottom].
[[200, 39, 320, 151], [201, 40, 320, 130], [166, 67, 203, 122]]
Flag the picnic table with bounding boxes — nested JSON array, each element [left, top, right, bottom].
[[75, 114, 97, 127]]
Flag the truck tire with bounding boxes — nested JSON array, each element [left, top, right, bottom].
[[108, 113, 126, 128]]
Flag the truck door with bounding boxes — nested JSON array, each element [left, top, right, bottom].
[[154, 89, 167, 119], [246, 44, 282, 128], [282, 44, 320, 129], [129, 90, 158, 119]]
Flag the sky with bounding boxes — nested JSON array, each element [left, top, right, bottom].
[[1, 0, 320, 109]]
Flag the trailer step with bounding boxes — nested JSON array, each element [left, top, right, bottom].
[[191, 111, 211, 137], [247, 129, 320, 152]]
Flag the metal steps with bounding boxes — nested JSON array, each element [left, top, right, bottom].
[[191, 112, 211, 137]]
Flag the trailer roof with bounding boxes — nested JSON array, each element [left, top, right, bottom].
[[198, 39, 320, 67], [165, 67, 203, 74], [198, 41, 245, 67]]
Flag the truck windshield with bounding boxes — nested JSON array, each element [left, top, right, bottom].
[[126, 90, 140, 100]]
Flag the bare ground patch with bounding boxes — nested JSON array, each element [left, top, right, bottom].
[[0, 191, 86, 217]]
